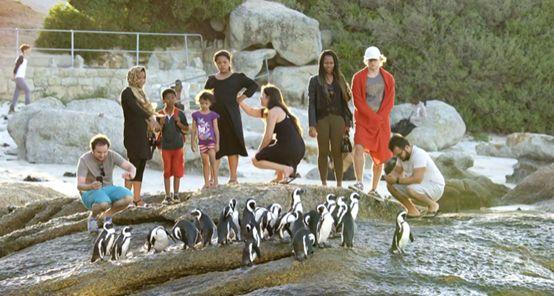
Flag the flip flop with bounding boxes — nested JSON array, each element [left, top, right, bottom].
[[278, 173, 299, 185]]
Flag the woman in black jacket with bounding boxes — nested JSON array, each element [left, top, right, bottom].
[[308, 50, 353, 187], [121, 66, 159, 206]]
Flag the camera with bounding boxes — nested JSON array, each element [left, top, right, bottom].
[[95, 176, 103, 184]]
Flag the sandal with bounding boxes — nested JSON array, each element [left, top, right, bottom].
[[278, 172, 300, 185], [133, 199, 151, 208]]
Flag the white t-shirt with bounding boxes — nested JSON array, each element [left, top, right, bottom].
[[15, 57, 27, 78], [397, 145, 445, 186]]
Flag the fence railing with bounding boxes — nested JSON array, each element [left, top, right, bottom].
[[0, 27, 203, 68]]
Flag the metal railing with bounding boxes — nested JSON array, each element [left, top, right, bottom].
[[1, 27, 203, 67]]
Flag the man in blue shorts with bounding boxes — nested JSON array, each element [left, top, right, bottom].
[[77, 134, 136, 233]]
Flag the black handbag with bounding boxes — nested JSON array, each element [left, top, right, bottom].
[[341, 134, 353, 153], [391, 117, 416, 136]]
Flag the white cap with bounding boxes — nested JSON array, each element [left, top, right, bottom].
[[364, 46, 381, 61]]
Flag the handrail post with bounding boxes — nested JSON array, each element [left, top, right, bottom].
[[136, 33, 140, 65], [15, 28, 19, 56], [184, 35, 189, 66], [70, 29, 75, 67]]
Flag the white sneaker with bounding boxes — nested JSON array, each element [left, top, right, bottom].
[[348, 182, 364, 192]]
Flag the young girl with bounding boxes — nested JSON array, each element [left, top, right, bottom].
[[191, 90, 220, 189]]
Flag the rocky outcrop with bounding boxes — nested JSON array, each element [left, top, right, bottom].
[[502, 163, 554, 205], [433, 152, 510, 211], [506, 158, 551, 184], [475, 142, 514, 158], [390, 100, 466, 151], [270, 65, 318, 105], [229, 0, 322, 66], [0, 182, 68, 217], [232, 49, 276, 79]]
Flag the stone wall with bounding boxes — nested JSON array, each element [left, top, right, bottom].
[[0, 65, 206, 104]]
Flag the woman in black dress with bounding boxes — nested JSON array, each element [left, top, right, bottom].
[[238, 84, 305, 184], [204, 50, 258, 184], [121, 66, 159, 207]]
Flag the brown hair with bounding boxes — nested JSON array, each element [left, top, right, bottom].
[[19, 44, 30, 52], [195, 89, 215, 105], [90, 134, 111, 150], [262, 84, 302, 136]]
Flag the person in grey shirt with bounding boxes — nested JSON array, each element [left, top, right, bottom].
[[77, 134, 136, 232]]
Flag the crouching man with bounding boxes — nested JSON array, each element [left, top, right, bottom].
[[77, 134, 136, 232], [385, 134, 445, 218]]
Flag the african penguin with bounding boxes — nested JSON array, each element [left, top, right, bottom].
[[333, 196, 348, 233], [218, 204, 239, 245], [292, 228, 316, 262], [110, 226, 132, 261], [242, 223, 262, 266], [324, 193, 337, 214], [391, 210, 414, 254], [191, 209, 217, 247], [255, 206, 271, 240], [145, 225, 171, 253], [341, 201, 356, 248], [289, 188, 304, 213], [229, 198, 241, 241], [91, 222, 116, 263], [349, 192, 360, 221], [304, 209, 320, 238], [172, 219, 202, 250], [276, 210, 298, 239], [242, 198, 259, 239], [316, 204, 334, 247], [290, 211, 307, 236], [266, 203, 282, 238]]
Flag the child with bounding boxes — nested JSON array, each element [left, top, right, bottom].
[[191, 90, 220, 189], [158, 88, 189, 204]]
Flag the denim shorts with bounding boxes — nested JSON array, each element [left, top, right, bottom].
[[81, 185, 133, 209]]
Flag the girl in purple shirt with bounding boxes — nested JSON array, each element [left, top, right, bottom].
[[191, 90, 220, 189]]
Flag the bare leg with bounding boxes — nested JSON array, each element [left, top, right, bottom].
[[164, 178, 171, 196], [371, 163, 383, 191], [252, 158, 292, 179], [173, 177, 180, 195], [104, 196, 133, 217], [387, 184, 420, 216], [131, 182, 142, 203], [407, 187, 440, 213], [201, 153, 211, 188], [208, 149, 218, 186], [91, 202, 110, 219], [228, 155, 239, 183], [353, 144, 365, 183]]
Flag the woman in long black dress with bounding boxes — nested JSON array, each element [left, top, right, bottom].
[[204, 50, 258, 184], [238, 84, 305, 184], [121, 66, 159, 207]]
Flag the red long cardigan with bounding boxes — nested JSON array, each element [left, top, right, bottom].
[[351, 67, 395, 165]]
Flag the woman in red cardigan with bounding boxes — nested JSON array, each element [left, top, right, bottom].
[[348, 46, 395, 196]]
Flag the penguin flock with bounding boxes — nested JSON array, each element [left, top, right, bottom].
[[90, 187, 415, 265]]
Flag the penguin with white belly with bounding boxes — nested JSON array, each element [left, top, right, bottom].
[[391, 210, 414, 254], [91, 222, 116, 263], [111, 226, 132, 261]]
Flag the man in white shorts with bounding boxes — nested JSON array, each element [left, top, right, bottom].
[[385, 134, 445, 217]]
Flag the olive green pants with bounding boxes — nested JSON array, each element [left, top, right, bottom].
[[316, 114, 345, 185]]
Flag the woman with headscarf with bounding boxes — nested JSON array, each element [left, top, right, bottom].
[[121, 66, 159, 207]]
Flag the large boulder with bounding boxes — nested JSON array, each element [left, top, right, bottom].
[[0, 182, 68, 217], [391, 100, 466, 151], [475, 142, 514, 158], [271, 65, 318, 105], [432, 152, 509, 211], [502, 163, 554, 205], [7, 97, 65, 159], [506, 133, 554, 161], [232, 49, 276, 79], [229, 0, 322, 66], [8, 98, 125, 164], [506, 158, 551, 184]]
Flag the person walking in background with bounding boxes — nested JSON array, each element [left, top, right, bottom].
[[77, 134, 136, 233], [158, 88, 189, 204], [238, 84, 305, 184], [121, 66, 160, 207], [308, 50, 353, 187], [204, 50, 258, 185], [349, 46, 395, 197], [191, 90, 220, 189], [10, 44, 32, 114]]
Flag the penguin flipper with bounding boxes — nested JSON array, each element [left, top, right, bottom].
[[253, 243, 262, 258], [409, 232, 414, 242]]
